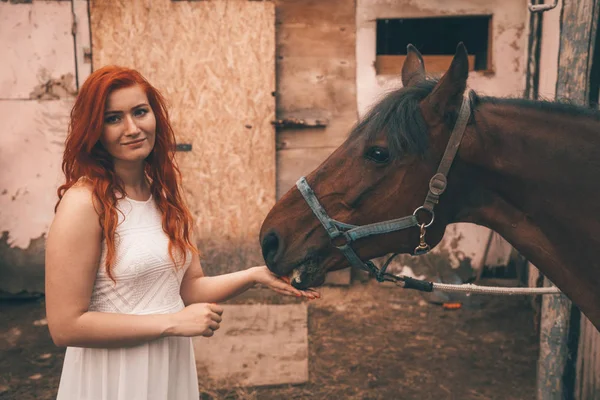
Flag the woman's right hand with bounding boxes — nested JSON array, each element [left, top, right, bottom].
[[168, 303, 224, 338]]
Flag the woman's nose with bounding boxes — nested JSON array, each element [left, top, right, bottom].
[[123, 115, 140, 135]]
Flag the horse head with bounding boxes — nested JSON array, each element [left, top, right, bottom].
[[260, 43, 474, 289]]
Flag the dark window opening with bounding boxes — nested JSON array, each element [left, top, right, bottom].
[[375, 16, 492, 75]]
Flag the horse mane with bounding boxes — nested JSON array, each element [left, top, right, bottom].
[[477, 96, 600, 120], [350, 78, 600, 160], [349, 79, 437, 159]]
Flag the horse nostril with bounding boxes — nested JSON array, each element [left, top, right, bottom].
[[261, 230, 282, 266]]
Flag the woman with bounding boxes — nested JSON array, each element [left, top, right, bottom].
[[45, 65, 318, 400]]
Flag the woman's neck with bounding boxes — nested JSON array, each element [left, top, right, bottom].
[[113, 160, 150, 200]]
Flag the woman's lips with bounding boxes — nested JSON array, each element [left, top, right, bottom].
[[122, 138, 145, 146]]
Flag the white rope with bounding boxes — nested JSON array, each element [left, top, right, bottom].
[[430, 282, 562, 295]]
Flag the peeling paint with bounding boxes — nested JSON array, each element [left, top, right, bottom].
[[29, 72, 77, 100], [449, 231, 464, 250], [0, 100, 71, 250], [0, 1, 75, 99]]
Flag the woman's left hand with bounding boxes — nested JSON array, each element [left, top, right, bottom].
[[251, 266, 320, 300]]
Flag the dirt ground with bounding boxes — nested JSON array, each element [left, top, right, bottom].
[[0, 279, 539, 400]]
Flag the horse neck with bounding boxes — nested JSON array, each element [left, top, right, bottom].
[[453, 100, 598, 219], [453, 99, 600, 331], [461, 100, 600, 189]]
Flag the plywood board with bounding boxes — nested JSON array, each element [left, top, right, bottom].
[[90, 0, 276, 274], [193, 304, 308, 387], [0, 1, 76, 99]]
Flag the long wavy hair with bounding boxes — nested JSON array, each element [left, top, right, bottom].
[[57, 65, 197, 281]]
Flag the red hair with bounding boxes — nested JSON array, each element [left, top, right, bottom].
[[57, 65, 197, 281]]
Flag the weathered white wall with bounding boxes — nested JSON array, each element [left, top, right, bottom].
[[356, 0, 532, 273], [356, 0, 530, 114], [538, 0, 562, 100], [0, 1, 91, 293], [0, 2, 75, 99]]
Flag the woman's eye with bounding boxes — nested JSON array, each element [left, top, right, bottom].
[[134, 108, 149, 117], [104, 115, 120, 124], [365, 147, 390, 164]]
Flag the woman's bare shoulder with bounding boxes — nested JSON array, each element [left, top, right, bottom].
[[55, 181, 99, 221]]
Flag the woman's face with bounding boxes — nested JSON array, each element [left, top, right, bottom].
[[100, 85, 156, 165]]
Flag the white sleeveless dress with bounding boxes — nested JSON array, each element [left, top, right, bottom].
[[56, 195, 199, 400]]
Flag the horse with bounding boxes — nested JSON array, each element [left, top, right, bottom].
[[259, 43, 600, 332]]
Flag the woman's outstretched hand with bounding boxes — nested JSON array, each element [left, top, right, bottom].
[[251, 266, 320, 300]]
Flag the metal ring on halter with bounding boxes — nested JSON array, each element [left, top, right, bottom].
[[413, 206, 435, 228]]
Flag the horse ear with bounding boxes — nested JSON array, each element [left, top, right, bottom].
[[421, 42, 469, 117], [401, 44, 426, 87]]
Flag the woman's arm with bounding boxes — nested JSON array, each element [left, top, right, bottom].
[[179, 252, 319, 305], [45, 185, 221, 348]]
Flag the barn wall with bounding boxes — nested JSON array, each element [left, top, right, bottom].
[[90, 0, 276, 275]]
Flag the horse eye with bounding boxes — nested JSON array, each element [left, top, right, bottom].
[[365, 147, 390, 164]]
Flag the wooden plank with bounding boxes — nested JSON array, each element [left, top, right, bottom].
[[275, 0, 357, 160], [193, 304, 308, 387], [91, 0, 276, 275], [276, 56, 356, 125], [276, 147, 337, 198], [273, 108, 330, 128], [576, 316, 600, 399], [538, 1, 600, 399], [375, 55, 476, 75], [0, 1, 75, 99], [537, 277, 572, 400], [555, 0, 599, 104], [276, 109, 357, 150]]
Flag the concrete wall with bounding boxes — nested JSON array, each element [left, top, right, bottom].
[[0, 0, 91, 294]]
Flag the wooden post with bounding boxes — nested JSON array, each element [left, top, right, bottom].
[[537, 277, 571, 399], [537, 0, 600, 399]]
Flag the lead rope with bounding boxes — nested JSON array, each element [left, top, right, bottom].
[[363, 253, 562, 295]]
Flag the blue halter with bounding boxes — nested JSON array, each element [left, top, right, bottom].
[[295, 92, 472, 282]]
